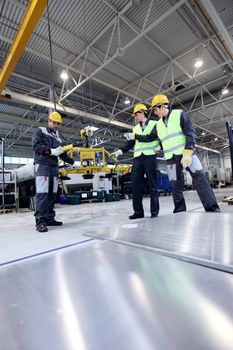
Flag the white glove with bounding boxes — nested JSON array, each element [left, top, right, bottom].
[[50, 146, 63, 156], [73, 161, 81, 168], [124, 132, 135, 141], [110, 149, 123, 159]]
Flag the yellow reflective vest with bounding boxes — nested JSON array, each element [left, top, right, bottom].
[[133, 120, 160, 158], [157, 109, 186, 160]]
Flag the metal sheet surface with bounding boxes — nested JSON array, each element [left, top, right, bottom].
[[1, 240, 233, 350], [86, 212, 233, 271]]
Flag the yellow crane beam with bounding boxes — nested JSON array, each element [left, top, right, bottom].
[[0, 0, 47, 94]]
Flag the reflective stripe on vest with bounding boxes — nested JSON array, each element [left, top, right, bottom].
[[157, 109, 186, 160], [133, 120, 160, 157]]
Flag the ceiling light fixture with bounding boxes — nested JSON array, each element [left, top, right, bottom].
[[60, 71, 69, 80], [222, 88, 229, 95], [85, 126, 99, 132], [124, 97, 130, 105], [194, 59, 203, 68]]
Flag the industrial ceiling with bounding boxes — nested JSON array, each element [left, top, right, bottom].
[[0, 0, 233, 158]]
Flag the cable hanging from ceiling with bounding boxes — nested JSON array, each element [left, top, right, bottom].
[[46, 0, 56, 111]]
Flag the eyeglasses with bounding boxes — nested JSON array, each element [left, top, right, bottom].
[[134, 110, 144, 115], [153, 104, 163, 109]]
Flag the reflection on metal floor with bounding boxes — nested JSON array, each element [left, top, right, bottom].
[[1, 240, 233, 350], [86, 212, 233, 272]]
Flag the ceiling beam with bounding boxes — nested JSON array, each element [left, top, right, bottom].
[[2, 89, 133, 130], [199, 0, 233, 59], [0, 0, 47, 93], [0, 111, 126, 143], [60, 0, 187, 101]]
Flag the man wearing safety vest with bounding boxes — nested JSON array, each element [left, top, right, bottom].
[[110, 103, 160, 219], [152, 94, 220, 213]]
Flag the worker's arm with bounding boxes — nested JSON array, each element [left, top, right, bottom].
[[32, 128, 51, 155], [59, 152, 74, 165], [120, 139, 135, 153], [180, 111, 196, 149], [134, 124, 158, 143]]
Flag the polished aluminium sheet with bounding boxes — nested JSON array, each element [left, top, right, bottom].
[[1, 240, 233, 350], [86, 212, 233, 272]]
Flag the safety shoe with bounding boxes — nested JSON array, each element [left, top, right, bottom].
[[205, 208, 221, 212], [47, 220, 63, 226], [151, 213, 158, 218], [129, 213, 144, 220], [36, 223, 48, 233]]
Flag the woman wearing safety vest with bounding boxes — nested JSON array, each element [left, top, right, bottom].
[[110, 103, 160, 219], [152, 94, 220, 213]]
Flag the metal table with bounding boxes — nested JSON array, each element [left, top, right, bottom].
[[86, 212, 233, 272], [1, 238, 233, 350]]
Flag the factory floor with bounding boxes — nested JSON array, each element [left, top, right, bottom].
[[0, 187, 232, 263], [1, 187, 233, 349]]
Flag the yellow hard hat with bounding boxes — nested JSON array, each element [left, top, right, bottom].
[[132, 103, 148, 115], [48, 111, 62, 123], [151, 94, 169, 108]]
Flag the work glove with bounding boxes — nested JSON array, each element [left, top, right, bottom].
[[73, 161, 81, 168], [50, 146, 63, 156], [124, 132, 135, 141], [110, 149, 123, 160], [181, 149, 193, 168]]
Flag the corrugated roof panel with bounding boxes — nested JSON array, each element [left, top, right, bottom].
[[194, 69, 228, 86], [124, 83, 152, 100], [125, 0, 172, 30], [0, 103, 29, 116], [2, 0, 24, 26], [117, 37, 169, 75], [98, 61, 139, 85], [91, 67, 128, 89], [34, 16, 87, 59], [0, 40, 11, 57], [7, 75, 48, 95], [147, 63, 187, 89], [21, 51, 52, 73], [49, 0, 115, 45], [0, 22, 16, 41], [148, 10, 200, 57], [106, 0, 129, 12], [93, 20, 136, 60], [206, 0, 233, 28]]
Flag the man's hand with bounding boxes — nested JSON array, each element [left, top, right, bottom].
[[110, 149, 123, 160], [73, 161, 81, 168], [124, 132, 135, 141], [181, 149, 193, 168], [50, 146, 63, 156]]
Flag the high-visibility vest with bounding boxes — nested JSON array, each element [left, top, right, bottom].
[[157, 109, 186, 160], [133, 120, 160, 158]]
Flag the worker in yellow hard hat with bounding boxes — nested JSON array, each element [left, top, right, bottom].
[[111, 103, 160, 219], [152, 93, 220, 213], [32, 111, 79, 233]]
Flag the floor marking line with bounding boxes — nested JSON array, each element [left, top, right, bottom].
[[0, 237, 96, 267]]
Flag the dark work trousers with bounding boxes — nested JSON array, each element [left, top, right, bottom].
[[167, 155, 220, 213], [131, 154, 159, 216], [34, 164, 59, 227]]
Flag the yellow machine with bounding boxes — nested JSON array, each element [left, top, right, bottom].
[[59, 128, 132, 178]]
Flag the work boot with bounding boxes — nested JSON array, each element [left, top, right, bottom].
[[46, 220, 63, 226], [129, 213, 144, 220], [36, 223, 48, 233], [205, 208, 221, 212]]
